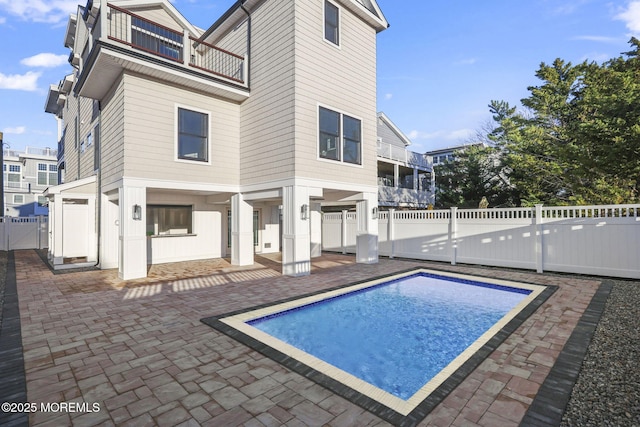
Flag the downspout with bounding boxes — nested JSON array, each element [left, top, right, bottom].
[[94, 101, 102, 268], [240, 0, 251, 89]]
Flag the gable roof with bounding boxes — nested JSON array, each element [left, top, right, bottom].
[[377, 112, 412, 147], [199, 0, 388, 45], [108, 0, 202, 37]]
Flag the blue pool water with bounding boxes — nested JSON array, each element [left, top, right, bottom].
[[248, 273, 531, 400]]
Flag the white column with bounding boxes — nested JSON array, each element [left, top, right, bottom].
[[356, 192, 378, 264], [87, 196, 97, 262], [388, 208, 395, 259], [450, 207, 458, 265], [231, 193, 254, 266], [118, 186, 147, 280], [534, 204, 544, 273], [52, 194, 64, 265], [310, 202, 322, 258], [282, 185, 311, 276]]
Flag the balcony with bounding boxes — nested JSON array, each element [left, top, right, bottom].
[[75, 3, 249, 102], [378, 186, 434, 209], [377, 140, 431, 169]]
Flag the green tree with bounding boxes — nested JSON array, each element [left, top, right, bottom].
[[434, 144, 514, 208]]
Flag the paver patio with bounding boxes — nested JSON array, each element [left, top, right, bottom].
[[5, 249, 603, 426]]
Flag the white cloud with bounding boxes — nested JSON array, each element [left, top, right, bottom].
[[0, 71, 41, 91], [616, 1, 640, 35], [0, 0, 78, 24], [21, 53, 68, 68], [384, 93, 393, 100], [571, 35, 621, 43], [3, 126, 26, 135], [0, 16, 6, 24]]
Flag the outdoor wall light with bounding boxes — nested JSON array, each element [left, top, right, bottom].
[[132, 204, 142, 220], [300, 204, 309, 220], [372, 207, 379, 220]]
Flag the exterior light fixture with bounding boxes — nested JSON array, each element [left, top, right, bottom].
[[300, 204, 309, 220], [132, 204, 142, 220]]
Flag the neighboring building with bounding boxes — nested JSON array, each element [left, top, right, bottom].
[[376, 112, 434, 209], [2, 147, 58, 217], [44, 0, 388, 279], [426, 142, 486, 166]]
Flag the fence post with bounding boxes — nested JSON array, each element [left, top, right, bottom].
[[534, 204, 544, 273], [341, 210, 348, 254], [450, 207, 458, 265], [388, 208, 395, 259]]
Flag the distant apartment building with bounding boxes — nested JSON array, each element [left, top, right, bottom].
[[426, 142, 486, 166], [2, 147, 58, 216]]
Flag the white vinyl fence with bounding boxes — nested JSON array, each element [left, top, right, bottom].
[[322, 204, 640, 279], [0, 216, 49, 251]]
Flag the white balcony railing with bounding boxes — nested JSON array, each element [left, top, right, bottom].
[[377, 141, 431, 169]]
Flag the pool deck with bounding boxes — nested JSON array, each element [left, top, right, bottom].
[[1, 250, 603, 426]]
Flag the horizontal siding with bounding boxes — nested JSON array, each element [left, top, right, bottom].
[[121, 73, 240, 185], [100, 78, 126, 188], [292, 0, 378, 187], [239, 0, 297, 186], [127, 6, 185, 33]]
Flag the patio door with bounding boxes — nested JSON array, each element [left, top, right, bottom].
[[227, 209, 260, 253]]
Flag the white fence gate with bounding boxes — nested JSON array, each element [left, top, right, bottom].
[[322, 204, 640, 279], [0, 216, 49, 251]]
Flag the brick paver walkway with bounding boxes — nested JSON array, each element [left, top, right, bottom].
[[11, 250, 600, 426]]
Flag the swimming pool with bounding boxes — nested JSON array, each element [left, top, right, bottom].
[[202, 268, 552, 425]]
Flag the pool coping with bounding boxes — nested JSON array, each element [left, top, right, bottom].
[[201, 267, 558, 426]]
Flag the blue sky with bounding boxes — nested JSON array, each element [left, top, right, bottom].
[[0, 0, 639, 154]]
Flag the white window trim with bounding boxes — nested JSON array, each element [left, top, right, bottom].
[[174, 103, 212, 166], [323, 0, 342, 49], [316, 103, 364, 169]]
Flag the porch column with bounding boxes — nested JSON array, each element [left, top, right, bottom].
[[356, 192, 378, 264], [282, 185, 311, 276], [87, 196, 97, 263], [310, 202, 322, 258], [231, 193, 254, 266], [118, 186, 147, 280], [51, 194, 64, 265]]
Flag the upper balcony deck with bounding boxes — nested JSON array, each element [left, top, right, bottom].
[[376, 140, 431, 170], [73, 2, 249, 102]]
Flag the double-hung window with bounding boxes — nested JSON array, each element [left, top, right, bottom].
[[38, 164, 58, 186], [324, 1, 340, 45], [319, 107, 362, 165], [177, 107, 209, 162], [5, 164, 21, 188]]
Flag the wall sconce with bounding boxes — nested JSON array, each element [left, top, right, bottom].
[[132, 204, 142, 220], [300, 204, 309, 220], [372, 207, 378, 219]]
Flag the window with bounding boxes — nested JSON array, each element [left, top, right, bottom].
[[13, 195, 24, 204], [38, 164, 58, 186], [5, 164, 21, 188], [319, 107, 362, 165], [147, 205, 193, 236], [132, 17, 183, 61], [324, 1, 339, 45], [177, 107, 208, 162], [38, 196, 47, 207]]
